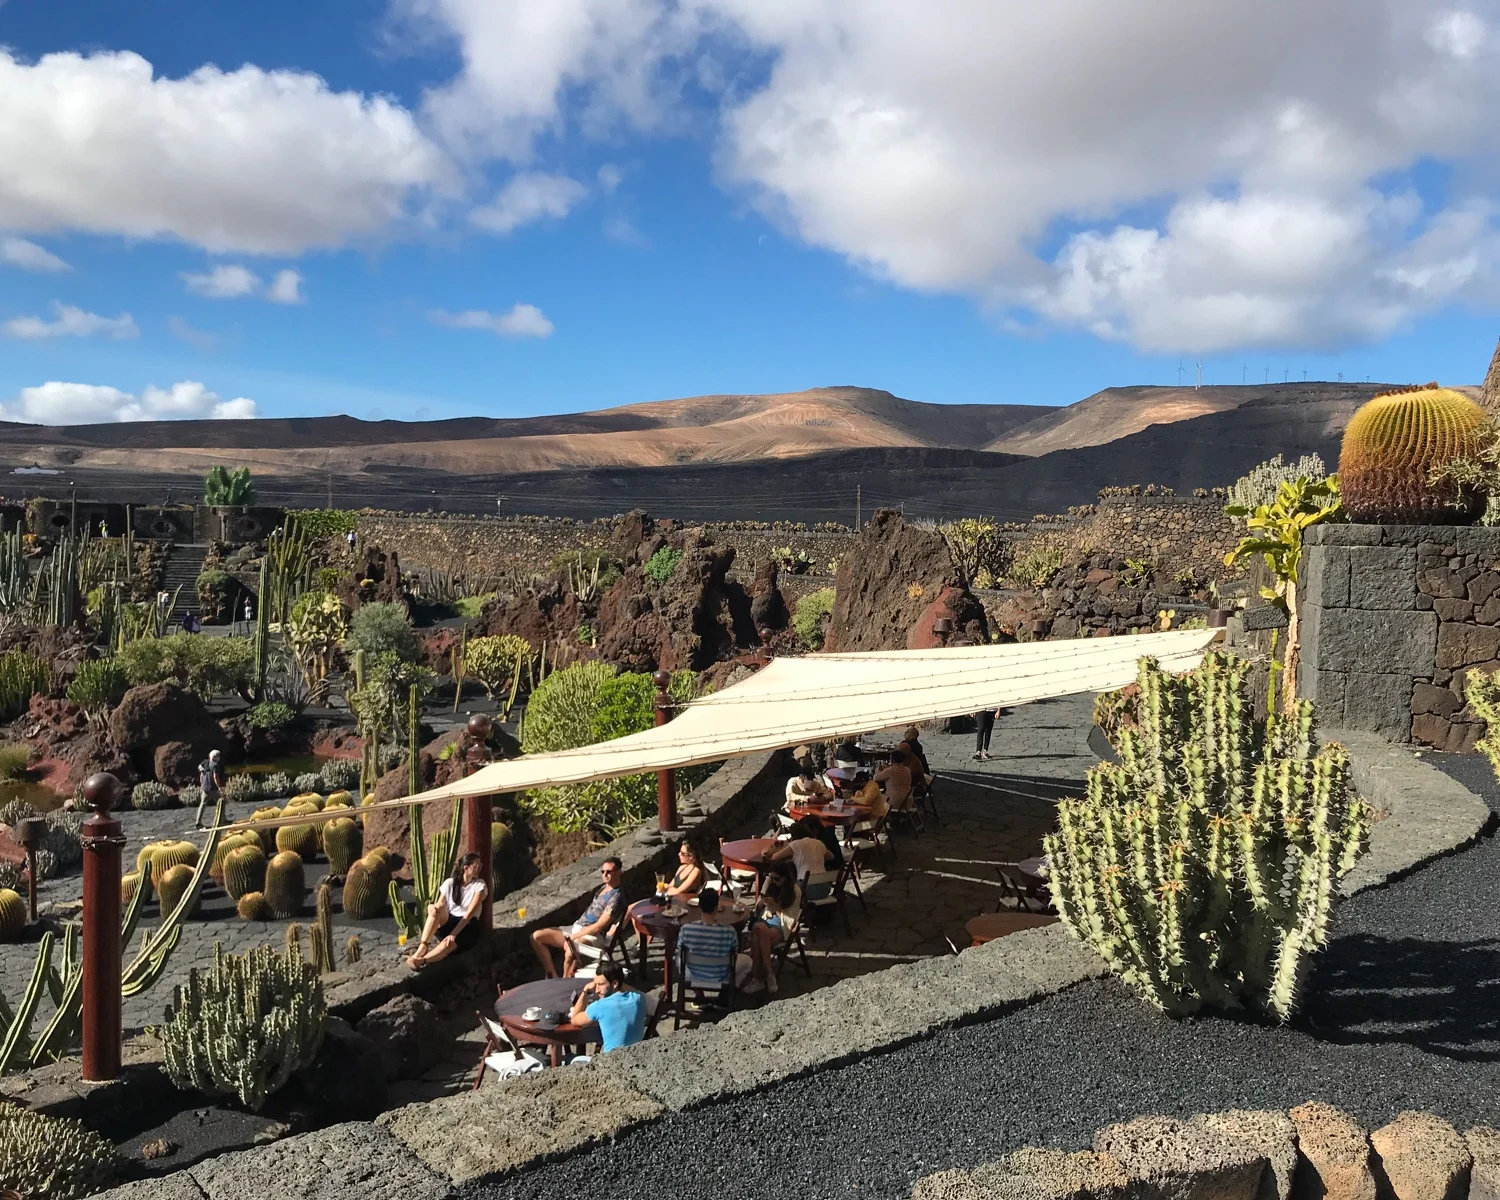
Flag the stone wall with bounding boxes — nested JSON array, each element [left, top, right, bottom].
[[1299, 522, 1500, 750]]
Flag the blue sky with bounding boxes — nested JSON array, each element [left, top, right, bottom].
[[2, 1, 1499, 424]]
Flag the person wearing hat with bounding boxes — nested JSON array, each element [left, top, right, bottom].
[[196, 749, 226, 829]]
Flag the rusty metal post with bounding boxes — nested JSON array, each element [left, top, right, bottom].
[[80, 772, 123, 1082], [14, 816, 45, 923], [464, 714, 494, 932], [653, 670, 677, 833]]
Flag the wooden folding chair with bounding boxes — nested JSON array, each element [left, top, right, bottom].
[[770, 886, 812, 978], [671, 941, 739, 1029], [472, 1011, 546, 1089], [802, 862, 857, 935], [993, 863, 1053, 913], [849, 811, 896, 863]]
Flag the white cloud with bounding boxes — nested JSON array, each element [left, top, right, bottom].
[[403, 0, 1500, 352], [0, 236, 68, 272], [182, 265, 260, 298], [430, 304, 555, 338], [0, 49, 452, 255], [265, 269, 305, 305], [166, 316, 220, 352], [2, 302, 138, 340], [1, 380, 257, 424], [470, 172, 587, 234], [597, 163, 623, 193]]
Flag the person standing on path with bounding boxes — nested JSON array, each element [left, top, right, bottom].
[[196, 749, 225, 829], [241, 596, 253, 635], [973, 708, 997, 760]]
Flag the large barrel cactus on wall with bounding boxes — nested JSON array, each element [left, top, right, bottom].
[[1044, 652, 1370, 1021], [1338, 383, 1489, 523]]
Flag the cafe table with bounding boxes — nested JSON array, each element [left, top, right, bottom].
[[495, 977, 597, 1067], [965, 911, 1057, 946], [719, 837, 778, 896], [630, 897, 752, 993], [786, 800, 871, 830]]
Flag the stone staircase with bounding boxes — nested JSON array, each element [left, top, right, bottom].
[[158, 543, 209, 621]]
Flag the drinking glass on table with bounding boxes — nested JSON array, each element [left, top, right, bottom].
[[655, 872, 669, 899]]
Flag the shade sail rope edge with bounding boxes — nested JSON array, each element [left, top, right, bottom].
[[216, 628, 1218, 837]]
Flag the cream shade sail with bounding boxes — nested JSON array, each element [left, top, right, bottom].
[[399, 627, 1220, 806]]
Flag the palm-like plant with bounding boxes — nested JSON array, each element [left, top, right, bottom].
[[1224, 474, 1346, 711], [203, 466, 257, 506]]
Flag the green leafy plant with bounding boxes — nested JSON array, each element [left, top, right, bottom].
[[792, 588, 836, 650], [284, 590, 348, 704], [464, 634, 532, 698], [117, 634, 254, 700], [154, 941, 326, 1112], [247, 700, 296, 731], [203, 465, 257, 506], [346, 651, 433, 747], [1006, 544, 1065, 589], [644, 546, 682, 585], [65, 658, 129, 710], [0, 743, 29, 780], [343, 600, 417, 662], [1225, 475, 1346, 711], [0, 1103, 121, 1199], [938, 517, 1010, 584], [289, 509, 357, 537], [1045, 652, 1370, 1022]]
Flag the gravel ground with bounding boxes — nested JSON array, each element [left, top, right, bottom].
[[465, 750, 1500, 1200]]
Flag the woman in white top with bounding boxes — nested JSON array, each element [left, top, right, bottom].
[[409, 852, 488, 969]]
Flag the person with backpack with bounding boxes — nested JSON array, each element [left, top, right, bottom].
[[196, 749, 225, 829]]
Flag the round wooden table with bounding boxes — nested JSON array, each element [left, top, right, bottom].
[[787, 801, 871, 829], [495, 977, 597, 1066], [720, 836, 779, 900], [966, 912, 1058, 946], [629, 898, 751, 992]]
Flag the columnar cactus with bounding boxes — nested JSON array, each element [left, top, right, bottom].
[[1044, 651, 1371, 1021], [340, 853, 388, 919], [322, 817, 363, 878], [157, 864, 198, 919], [0, 887, 24, 941], [153, 941, 326, 1112], [344, 935, 362, 966], [309, 882, 335, 974], [223, 844, 268, 901], [236, 892, 273, 921], [263, 851, 305, 919]]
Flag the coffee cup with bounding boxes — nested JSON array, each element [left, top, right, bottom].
[[522, 1006, 542, 1021]]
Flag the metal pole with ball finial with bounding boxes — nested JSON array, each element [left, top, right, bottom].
[[654, 671, 677, 832], [464, 713, 494, 931], [80, 771, 124, 1081]]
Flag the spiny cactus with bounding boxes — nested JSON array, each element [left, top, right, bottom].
[[275, 821, 319, 862], [293, 773, 323, 796], [285, 922, 303, 959], [1339, 383, 1489, 523], [145, 841, 199, 891], [210, 831, 260, 882], [224, 772, 260, 802], [1044, 651, 1371, 1022], [344, 935, 362, 966], [153, 942, 326, 1112], [290, 791, 325, 810], [121, 872, 142, 906], [0, 888, 23, 941], [0, 1102, 121, 1199], [322, 817, 363, 878], [340, 853, 388, 919], [249, 806, 283, 853], [492, 820, 516, 894], [157, 864, 198, 919], [223, 843, 268, 900], [236, 892, 273, 921], [309, 882, 335, 974], [325, 789, 355, 807], [319, 758, 360, 792], [264, 850, 305, 919], [130, 781, 174, 811], [260, 771, 294, 800]]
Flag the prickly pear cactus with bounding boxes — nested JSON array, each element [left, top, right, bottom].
[[153, 942, 326, 1112], [1044, 651, 1371, 1021]]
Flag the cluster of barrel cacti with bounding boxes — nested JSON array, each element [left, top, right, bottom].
[[138, 840, 199, 893], [1043, 651, 1371, 1021], [154, 940, 326, 1112], [1338, 383, 1490, 523]]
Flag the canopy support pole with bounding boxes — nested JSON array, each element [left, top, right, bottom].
[[654, 670, 677, 833]]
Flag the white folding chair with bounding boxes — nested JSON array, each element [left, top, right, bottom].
[[473, 1013, 546, 1088]]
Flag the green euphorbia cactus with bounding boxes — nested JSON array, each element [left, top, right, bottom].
[[1045, 651, 1370, 1022]]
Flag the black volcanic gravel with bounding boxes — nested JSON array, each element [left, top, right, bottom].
[[465, 753, 1500, 1200]]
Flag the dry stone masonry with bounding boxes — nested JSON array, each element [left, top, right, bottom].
[[1299, 523, 1500, 749]]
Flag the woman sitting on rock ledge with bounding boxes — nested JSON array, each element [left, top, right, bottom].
[[408, 852, 487, 969]]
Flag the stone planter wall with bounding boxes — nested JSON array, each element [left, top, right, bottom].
[[1299, 523, 1500, 750]]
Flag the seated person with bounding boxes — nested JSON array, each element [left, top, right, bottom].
[[851, 771, 888, 820], [531, 857, 624, 978], [408, 852, 488, 970], [569, 962, 647, 1051], [902, 726, 933, 783], [771, 816, 834, 897], [744, 874, 799, 995], [875, 752, 914, 812], [785, 764, 832, 807], [665, 841, 706, 898], [676, 887, 751, 989]]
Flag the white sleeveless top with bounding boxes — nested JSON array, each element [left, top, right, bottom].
[[439, 877, 487, 915]]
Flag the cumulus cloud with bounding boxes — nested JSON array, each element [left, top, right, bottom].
[[405, 0, 1500, 352], [0, 236, 68, 272], [470, 172, 587, 234], [182, 264, 260, 298], [1, 380, 257, 424], [0, 49, 452, 255], [430, 304, 554, 338], [265, 269, 305, 304], [2, 303, 138, 340]]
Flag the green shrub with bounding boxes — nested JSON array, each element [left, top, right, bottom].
[[0, 1103, 120, 1199], [0, 650, 50, 722], [644, 547, 682, 585], [1006, 544, 1065, 589], [0, 743, 29, 780], [66, 658, 129, 710], [131, 781, 175, 810], [319, 758, 361, 792], [521, 663, 711, 834], [117, 634, 254, 700], [465, 634, 532, 697], [0, 797, 34, 827], [314, 566, 341, 592], [290, 509, 358, 538], [343, 601, 417, 662], [453, 594, 495, 619], [792, 588, 836, 650], [203, 465, 256, 505], [247, 701, 296, 731]]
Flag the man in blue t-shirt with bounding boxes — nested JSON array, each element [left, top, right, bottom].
[[571, 963, 646, 1052]]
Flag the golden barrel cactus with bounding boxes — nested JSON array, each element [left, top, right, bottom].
[[0, 886, 24, 941], [1339, 383, 1490, 523]]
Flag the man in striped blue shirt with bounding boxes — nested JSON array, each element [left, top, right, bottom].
[[676, 889, 748, 989]]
